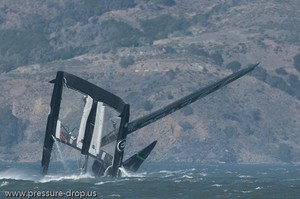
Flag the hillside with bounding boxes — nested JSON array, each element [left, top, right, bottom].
[[1, 0, 300, 164]]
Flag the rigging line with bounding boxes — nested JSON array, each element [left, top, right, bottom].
[[61, 123, 78, 135], [61, 123, 70, 133], [71, 127, 79, 134]]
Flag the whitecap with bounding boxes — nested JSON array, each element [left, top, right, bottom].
[[94, 178, 130, 186], [212, 184, 222, 187], [181, 175, 193, 179], [158, 170, 171, 173], [39, 173, 94, 183], [238, 175, 252, 178], [0, 169, 38, 181], [119, 167, 145, 178], [174, 180, 182, 183], [156, 170, 175, 177], [241, 190, 252, 194], [109, 194, 121, 197], [95, 180, 118, 185], [199, 172, 208, 177], [0, 181, 9, 187]]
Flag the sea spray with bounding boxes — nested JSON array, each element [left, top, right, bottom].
[[118, 167, 145, 178], [0, 162, 300, 198], [0, 168, 40, 182], [52, 135, 68, 171]]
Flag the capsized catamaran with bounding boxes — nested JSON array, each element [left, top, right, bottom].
[[41, 63, 258, 177]]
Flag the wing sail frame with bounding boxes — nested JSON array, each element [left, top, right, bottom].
[[41, 71, 127, 175]]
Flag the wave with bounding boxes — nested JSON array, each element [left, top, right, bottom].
[[0, 168, 38, 181], [0, 167, 95, 183], [212, 183, 223, 187], [94, 178, 130, 185], [0, 164, 201, 186], [0, 165, 149, 185], [119, 167, 146, 178], [0, 181, 9, 187], [39, 173, 95, 183], [238, 175, 253, 178]]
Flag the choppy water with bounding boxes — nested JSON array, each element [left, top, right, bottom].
[[0, 162, 300, 199]]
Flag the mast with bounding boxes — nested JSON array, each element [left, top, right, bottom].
[[110, 104, 130, 177]]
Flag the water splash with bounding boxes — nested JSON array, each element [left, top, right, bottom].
[[118, 167, 145, 178], [0, 181, 9, 187], [39, 173, 94, 183], [0, 166, 95, 184], [52, 135, 68, 171], [0, 168, 40, 181], [119, 167, 130, 177]]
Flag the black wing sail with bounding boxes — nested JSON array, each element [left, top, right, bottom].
[[41, 71, 127, 175], [41, 72, 64, 175], [100, 63, 259, 145], [110, 104, 130, 177]]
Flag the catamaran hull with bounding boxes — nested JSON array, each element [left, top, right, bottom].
[[123, 140, 157, 172], [92, 140, 157, 177]]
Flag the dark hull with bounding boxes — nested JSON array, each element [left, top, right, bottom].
[[92, 141, 157, 177]]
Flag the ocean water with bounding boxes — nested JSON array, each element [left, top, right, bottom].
[[0, 161, 300, 199]]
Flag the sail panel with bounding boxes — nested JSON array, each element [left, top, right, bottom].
[[81, 100, 98, 155], [77, 96, 93, 149], [55, 120, 61, 140], [89, 102, 105, 157]]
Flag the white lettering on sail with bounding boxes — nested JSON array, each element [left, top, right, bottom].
[[117, 139, 126, 152]]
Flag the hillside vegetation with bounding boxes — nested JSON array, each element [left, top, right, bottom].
[[1, 0, 300, 163]]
